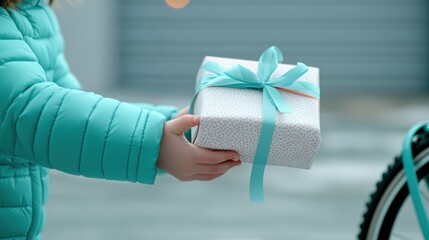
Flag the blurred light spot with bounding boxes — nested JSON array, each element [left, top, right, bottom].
[[165, 0, 190, 9]]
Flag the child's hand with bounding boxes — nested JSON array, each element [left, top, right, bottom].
[[157, 115, 241, 181]]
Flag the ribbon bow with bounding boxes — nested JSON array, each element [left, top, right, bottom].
[[190, 46, 320, 202]]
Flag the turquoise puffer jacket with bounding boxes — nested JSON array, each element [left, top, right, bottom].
[[0, 1, 177, 239]]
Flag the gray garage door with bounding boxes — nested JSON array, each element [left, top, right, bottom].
[[118, 0, 429, 96]]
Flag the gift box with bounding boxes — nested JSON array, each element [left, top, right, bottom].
[[189, 46, 320, 201], [191, 49, 320, 169]]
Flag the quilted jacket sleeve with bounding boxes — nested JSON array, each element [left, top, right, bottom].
[[0, 11, 164, 184]]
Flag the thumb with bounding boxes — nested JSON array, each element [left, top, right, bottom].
[[166, 114, 200, 135]]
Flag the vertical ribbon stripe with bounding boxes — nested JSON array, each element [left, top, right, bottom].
[[250, 88, 277, 202]]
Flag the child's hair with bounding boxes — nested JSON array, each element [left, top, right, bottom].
[[1, 0, 55, 8]]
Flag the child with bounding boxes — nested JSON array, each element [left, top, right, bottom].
[[0, 0, 241, 239]]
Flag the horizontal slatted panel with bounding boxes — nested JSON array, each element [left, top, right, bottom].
[[118, 0, 429, 95]]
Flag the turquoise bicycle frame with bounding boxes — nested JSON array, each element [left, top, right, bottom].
[[402, 122, 429, 239]]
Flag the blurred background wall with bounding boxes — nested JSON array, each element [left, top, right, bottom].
[[56, 0, 429, 100], [55, 0, 118, 93]]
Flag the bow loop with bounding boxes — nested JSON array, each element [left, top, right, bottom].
[[258, 46, 283, 81], [223, 64, 261, 84], [269, 62, 308, 88]]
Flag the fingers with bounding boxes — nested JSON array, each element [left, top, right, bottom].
[[166, 114, 200, 135], [196, 160, 241, 175], [193, 172, 226, 181], [188, 160, 241, 181], [194, 147, 240, 164], [175, 160, 241, 182]]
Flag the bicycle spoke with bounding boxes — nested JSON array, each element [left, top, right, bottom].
[[391, 232, 416, 240]]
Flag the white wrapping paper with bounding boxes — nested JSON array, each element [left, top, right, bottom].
[[191, 56, 320, 169]]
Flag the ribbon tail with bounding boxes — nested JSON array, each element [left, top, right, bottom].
[[250, 88, 277, 202], [265, 86, 291, 113], [249, 164, 265, 202], [202, 61, 226, 76], [286, 81, 320, 100]]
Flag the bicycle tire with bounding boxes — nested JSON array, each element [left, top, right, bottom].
[[358, 129, 429, 240]]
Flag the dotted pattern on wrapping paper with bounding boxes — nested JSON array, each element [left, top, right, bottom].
[[191, 56, 321, 168]]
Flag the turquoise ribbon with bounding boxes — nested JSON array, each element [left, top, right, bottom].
[[402, 122, 429, 238], [190, 46, 320, 202]]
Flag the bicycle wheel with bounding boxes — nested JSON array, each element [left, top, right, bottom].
[[358, 129, 429, 240]]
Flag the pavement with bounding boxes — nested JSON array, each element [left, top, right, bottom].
[[43, 94, 429, 240]]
